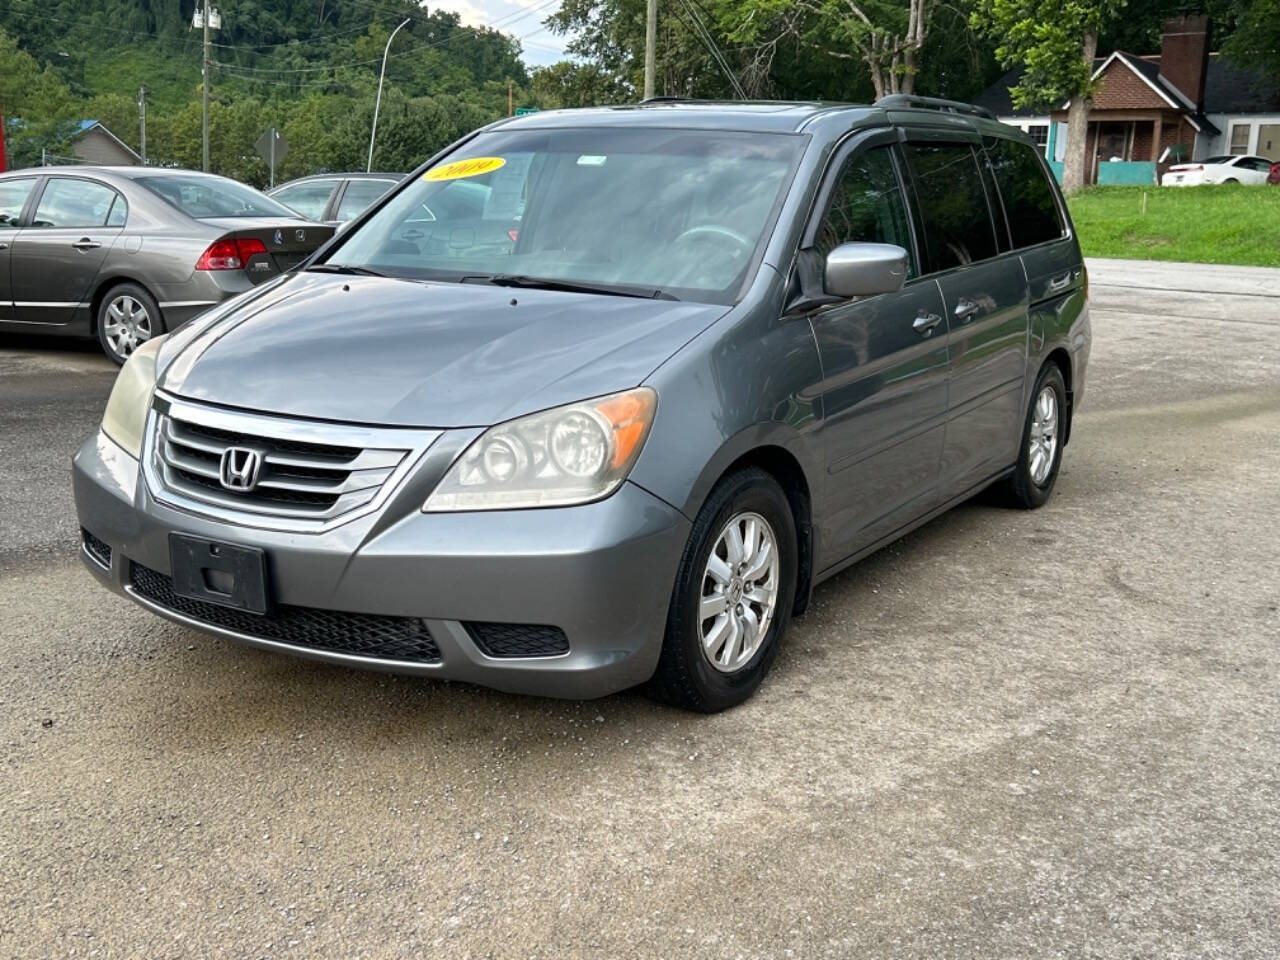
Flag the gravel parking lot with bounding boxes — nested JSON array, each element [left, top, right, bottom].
[[3, 259, 1278, 959]]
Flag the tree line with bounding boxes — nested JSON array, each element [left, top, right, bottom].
[[1, 0, 1276, 191]]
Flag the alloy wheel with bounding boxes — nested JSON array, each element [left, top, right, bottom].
[[699, 511, 780, 673], [103, 295, 153, 359], [1028, 385, 1059, 485]]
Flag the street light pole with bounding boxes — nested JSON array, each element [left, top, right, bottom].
[[368, 18, 411, 173], [138, 87, 147, 165], [202, 0, 211, 171]]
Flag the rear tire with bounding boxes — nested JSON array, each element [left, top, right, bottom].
[[97, 282, 164, 365], [647, 468, 797, 712], [996, 363, 1067, 509]]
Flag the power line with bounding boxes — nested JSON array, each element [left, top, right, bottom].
[[674, 0, 747, 98]]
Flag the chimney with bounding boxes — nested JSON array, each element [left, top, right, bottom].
[[1159, 14, 1210, 109]]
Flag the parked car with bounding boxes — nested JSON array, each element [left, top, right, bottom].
[[1161, 154, 1274, 186], [269, 172, 405, 226], [73, 97, 1090, 712], [0, 167, 334, 363]]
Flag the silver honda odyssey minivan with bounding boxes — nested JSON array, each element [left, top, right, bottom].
[[74, 97, 1090, 712]]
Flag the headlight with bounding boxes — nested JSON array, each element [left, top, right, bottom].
[[101, 337, 165, 458], [424, 388, 657, 511]]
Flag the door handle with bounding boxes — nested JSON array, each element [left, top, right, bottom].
[[1047, 272, 1072, 293], [71, 238, 101, 251], [0, 241, 8, 251], [912, 312, 942, 337], [954, 298, 980, 323]]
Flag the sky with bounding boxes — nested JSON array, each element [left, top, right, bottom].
[[426, 0, 570, 67]]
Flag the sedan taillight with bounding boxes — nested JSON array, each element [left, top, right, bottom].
[[196, 237, 268, 271]]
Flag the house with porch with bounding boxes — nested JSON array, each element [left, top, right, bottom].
[[973, 15, 1280, 185]]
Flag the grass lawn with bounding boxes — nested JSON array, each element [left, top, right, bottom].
[[1066, 184, 1280, 267]]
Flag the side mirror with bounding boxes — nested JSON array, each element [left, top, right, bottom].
[[824, 242, 909, 299]]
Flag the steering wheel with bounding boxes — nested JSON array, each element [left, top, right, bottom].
[[673, 225, 752, 251]]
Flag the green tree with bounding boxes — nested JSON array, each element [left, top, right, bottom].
[[1221, 0, 1280, 78], [972, 0, 1127, 193], [718, 0, 941, 98], [530, 61, 630, 108]]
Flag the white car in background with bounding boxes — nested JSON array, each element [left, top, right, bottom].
[[1162, 155, 1274, 186]]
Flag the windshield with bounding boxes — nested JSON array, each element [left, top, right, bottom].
[[327, 128, 803, 303], [1202, 156, 1234, 165], [139, 175, 298, 219]]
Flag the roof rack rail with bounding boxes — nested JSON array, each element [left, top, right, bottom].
[[640, 95, 691, 103], [875, 95, 995, 121]]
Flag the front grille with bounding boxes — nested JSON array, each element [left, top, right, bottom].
[[466, 621, 570, 658], [82, 528, 111, 569], [130, 563, 441, 664], [153, 409, 410, 522]]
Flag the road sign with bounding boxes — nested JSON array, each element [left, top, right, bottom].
[[514, 107, 540, 116], [254, 127, 288, 188]]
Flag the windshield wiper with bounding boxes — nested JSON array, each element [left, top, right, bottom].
[[465, 274, 678, 301], [306, 263, 389, 278]]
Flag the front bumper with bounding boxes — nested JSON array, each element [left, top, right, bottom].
[[73, 429, 691, 699]]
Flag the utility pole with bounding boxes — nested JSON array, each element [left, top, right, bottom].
[[368, 17, 411, 172], [202, 0, 211, 172], [643, 0, 656, 99], [508, 80, 513, 117], [137, 87, 147, 165]]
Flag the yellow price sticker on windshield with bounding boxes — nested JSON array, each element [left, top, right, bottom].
[[423, 156, 506, 182]]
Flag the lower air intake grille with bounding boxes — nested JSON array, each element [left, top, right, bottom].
[[465, 621, 570, 658], [130, 563, 441, 664], [82, 528, 112, 569]]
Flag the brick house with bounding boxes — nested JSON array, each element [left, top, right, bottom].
[[974, 15, 1280, 185]]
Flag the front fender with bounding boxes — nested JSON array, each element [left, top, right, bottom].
[[630, 267, 825, 523]]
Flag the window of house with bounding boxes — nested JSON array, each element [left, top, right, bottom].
[[813, 146, 917, 278], [1025, 125, 1050, 155], [902, 143, 997, 272], [1229, 124, 1251, 156]]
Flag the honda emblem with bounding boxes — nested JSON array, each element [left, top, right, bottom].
[[219, 446, 263, 492]]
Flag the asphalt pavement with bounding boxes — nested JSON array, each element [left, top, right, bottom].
[[2, 259, 1278, 958]]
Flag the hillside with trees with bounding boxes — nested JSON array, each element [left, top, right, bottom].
[[0, 0, 544, 181]]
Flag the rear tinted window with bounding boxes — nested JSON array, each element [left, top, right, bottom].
[[903, 144, 997, 271], [985, 138, 1064, 248], [139, 175, 295, 219]]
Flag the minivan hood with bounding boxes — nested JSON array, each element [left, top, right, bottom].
[[160, 273, 728, 428]]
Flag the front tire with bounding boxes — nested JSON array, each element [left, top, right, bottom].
[[97, 283, 164, 365], [998, 363, 1067, 509], [648, 468, 797, 712]]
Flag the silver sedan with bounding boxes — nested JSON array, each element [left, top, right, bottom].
[[0, 167, 334, 363]]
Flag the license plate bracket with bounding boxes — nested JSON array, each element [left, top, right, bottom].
[[169, 533, 269, 615]]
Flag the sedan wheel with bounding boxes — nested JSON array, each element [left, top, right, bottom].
[[104, 295, 152, 357], [97, 284, 164, 365]]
